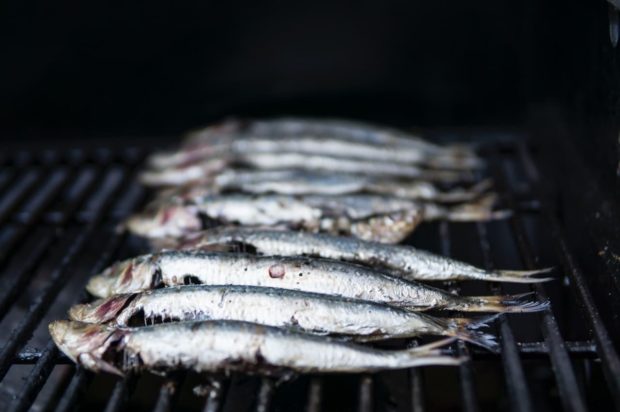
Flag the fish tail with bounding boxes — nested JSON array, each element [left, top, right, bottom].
[[443, 194, 512, 222], [435, 179, 494, 203], [446, 292, 549, 313], [437, 315, 500, 352], [480, 267, 555, 283], [400, 338, 464, 368]]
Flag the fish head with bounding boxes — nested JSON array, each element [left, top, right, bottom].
[[86, 255, 158, 298], [49, 320, 125, 375], [124, 204, 203, 239], [69, 294, 134, 324]]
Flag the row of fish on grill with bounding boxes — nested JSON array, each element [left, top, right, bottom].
[[50, 118, 552, 377]]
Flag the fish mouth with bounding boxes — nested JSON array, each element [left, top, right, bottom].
[[86, 274, 119, 299], [49, 321, 112, 362], [49, 320, 125, 375]]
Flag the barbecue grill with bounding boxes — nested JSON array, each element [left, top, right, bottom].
[[0, 131, 617, 412], [3, 0, 620, 410]]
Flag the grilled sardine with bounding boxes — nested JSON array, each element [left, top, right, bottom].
[[49, 320, 462, 376], [70, 285, 498, 350], [86, 251, 548, 313], [172, 228, 552, 283]]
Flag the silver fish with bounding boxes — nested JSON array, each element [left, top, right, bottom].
[[69, 285, 498, 350], [172, 228, 553, 283], [142, 153, 472, 187], [184, 117, 473, 156], [49, 320, 462, 376], [85, 251, 548, 314], [140, 158, 228, 187], [154, 170, 493, 203], [148, 136, 482, 172], [124, 193, 507, 242]]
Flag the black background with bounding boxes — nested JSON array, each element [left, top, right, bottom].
[[1, 0, 617, 138]]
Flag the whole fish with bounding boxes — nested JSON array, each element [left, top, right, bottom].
[[124, 193, 508, 242], [148, 136, 482, 172], [170, 228, 553, 284], [69, 285, 498, 350], [85, 251, 548, 314], [49, 320, 462, 376], [155, 170, 493, 203], [142, 153, 472, 187], [183, 117, 474, 157]]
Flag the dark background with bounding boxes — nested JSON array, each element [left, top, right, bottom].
[[1, 0, 618, 138]]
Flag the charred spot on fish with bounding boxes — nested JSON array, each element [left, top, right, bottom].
[[184, 275, 202, 285], [198, 213, 220, 230], [150, 269, 163, 289], [298, 273, 303, 277], [268, 264, 285, 278]]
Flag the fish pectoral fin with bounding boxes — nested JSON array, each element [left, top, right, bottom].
[[78, 353, 124, 377]]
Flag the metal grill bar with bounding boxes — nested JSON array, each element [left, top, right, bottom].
[[201, 378, 228, 412], [357, 375, 373, 412], [489, 148, 588, 411], [306, 378, 322, 412], [7, 341, 59, 412], [516, 142, 620, 409], [0, 165, 130, 381], [11, 340, 599, 365], [476, 222, 534, 412], [254, 378, 275, 412], [438, 221, 479, 412], [54, 368, 92, 412], [0, 137, 614, 412]]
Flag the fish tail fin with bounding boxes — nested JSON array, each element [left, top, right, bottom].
[[437, 315, 500, 352], [350, 210, 424, 244], [435, 179, 494, 203], [481, 267, 555, 283], [442, 194, 512, 222], [446, 292, 549, 313], [401, 338, 465, 368]]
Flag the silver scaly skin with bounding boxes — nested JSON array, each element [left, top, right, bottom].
[[86, 251, 548, 314], [185, 117, 474, 156], [173, 228, 553, 283], [153, 170, 493, 203], [49, 320, 463, 376], [148, 136, 482, 173], [142, 153, 472, 187], [124, 193, 508, 242], [149, 118, 479, 170], [68, 285, 498, 350]]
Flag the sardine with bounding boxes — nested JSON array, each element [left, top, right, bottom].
[[49, 320, 463, 376], [69, 285, 498, 350], [85, 251, 548, 314], [154, 170, 492, 203], [142, 153, 472, 187], [172, 228, 552, 283], [184, 117, 472, 156], [124, 193, 508, 242], [148, 136, 482, 172]]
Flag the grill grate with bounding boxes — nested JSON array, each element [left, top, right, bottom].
[[0, 136, 618, 411]]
